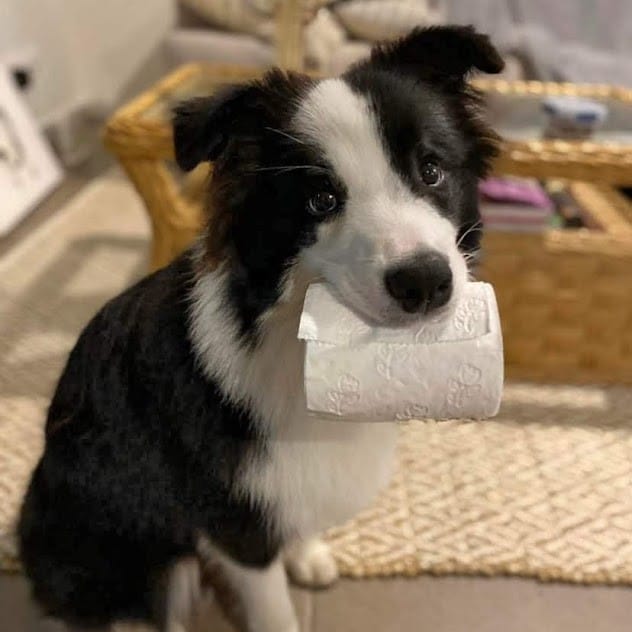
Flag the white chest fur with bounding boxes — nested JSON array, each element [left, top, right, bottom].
[[190, 266, 398, 539]]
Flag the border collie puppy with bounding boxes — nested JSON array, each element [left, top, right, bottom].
[[18, 26, 503, 632]]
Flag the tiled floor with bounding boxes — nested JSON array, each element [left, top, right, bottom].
[[2, 164, 632, 631], [2, 572, 632, 632]]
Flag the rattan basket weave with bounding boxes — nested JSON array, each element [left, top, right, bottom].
[[479, 183, 632, 385], [103, 10, 632, 385]]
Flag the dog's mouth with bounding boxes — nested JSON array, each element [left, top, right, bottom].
[[318, 279, 458, 331], [356, 300, 456, 330], [301, 243, 468, 330]]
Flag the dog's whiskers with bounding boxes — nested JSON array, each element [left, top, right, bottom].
[[463, 252, 480, 264], [264, 127, 306, 146], [462, 250, 481, 276], [456, 221, 483, 250], [249, 165, 330, 175]]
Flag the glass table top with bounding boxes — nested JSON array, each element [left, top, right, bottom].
[[484, 89, 632, 146], [138, 67, 632, 150]]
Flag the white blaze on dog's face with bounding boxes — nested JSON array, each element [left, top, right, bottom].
[[295, 78, 470, 326], [173, 27, 503, 334]]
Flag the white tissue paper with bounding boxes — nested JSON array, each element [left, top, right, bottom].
[[298, 282, 503, 422]]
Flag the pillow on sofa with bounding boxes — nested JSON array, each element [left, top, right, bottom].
[[327, 40, 372, 74], [180, 0, 335, 41], [249, 0, 334, 12], [180, 0, 275, 39], [333, 0, 444, 42], [304, 7, 348, 71]]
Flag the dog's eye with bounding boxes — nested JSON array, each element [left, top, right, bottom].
[[420, 162, 443, 186], [307, 191, 338, 216]]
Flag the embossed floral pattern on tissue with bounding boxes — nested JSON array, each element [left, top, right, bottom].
[[299, 282, 503, 422]]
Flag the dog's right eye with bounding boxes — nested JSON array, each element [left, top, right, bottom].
[[307, 191, 338, 217], [420, 162, 444, 186]]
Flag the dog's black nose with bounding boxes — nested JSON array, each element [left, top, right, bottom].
[[384, 252, 453, 314]]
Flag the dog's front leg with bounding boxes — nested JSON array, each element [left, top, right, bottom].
[[215, 552, 298, 632], [284, 537, 339, 589]]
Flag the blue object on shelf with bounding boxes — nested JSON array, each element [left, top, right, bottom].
[[542, 96, 608, 138]]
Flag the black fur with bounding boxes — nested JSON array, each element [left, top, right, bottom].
[[173, 70, 313, 174], [18, 27, 502, 630], [346, 68, 496, 254], [347, 25, 503, 254], [367, 25, 504, 87], [175, 70, 348, 340], [18, 254, 280, 627]]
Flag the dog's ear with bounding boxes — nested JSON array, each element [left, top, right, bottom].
[[173, 70, 312, 172], [368, 26, 504, 86], [173, 85, 259, 172]]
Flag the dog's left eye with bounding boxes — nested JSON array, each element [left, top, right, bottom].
[[420, 162, 443, 186], [307, 191, 338, 216]]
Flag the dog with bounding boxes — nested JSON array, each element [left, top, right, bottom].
[[18, 26, 503, 632]]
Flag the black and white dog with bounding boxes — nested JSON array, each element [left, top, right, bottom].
[[18, 26, 503, 632]]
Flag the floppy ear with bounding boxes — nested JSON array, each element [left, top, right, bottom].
[[172, 84, 258, 172], [368, 25, 504, 86]]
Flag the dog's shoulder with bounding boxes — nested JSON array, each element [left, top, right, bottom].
[[89, 250, 194, 343], [46, 252, 200, 432]]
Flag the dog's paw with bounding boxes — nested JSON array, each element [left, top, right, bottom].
[[284, 538, 339, 589]]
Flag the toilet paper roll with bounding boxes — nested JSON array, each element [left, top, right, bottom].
[[298, 282, 503, 422]]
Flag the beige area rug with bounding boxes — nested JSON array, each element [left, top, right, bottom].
[[1, 172, 632, 585]]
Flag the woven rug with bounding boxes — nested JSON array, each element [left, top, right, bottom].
[[2, 172, 632, 585]]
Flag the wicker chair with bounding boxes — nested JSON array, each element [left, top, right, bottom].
[[104, 5, 632, 385]]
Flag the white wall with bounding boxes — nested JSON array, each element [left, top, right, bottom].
[[0, 0, 176, 125]]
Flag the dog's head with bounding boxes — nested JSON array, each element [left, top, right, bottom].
[[174, 26, 503, 328]]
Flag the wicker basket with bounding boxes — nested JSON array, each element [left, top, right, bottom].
[[479, 184, 632, 385], [104, 64, 262, 268], [104, 14, 632, 385]]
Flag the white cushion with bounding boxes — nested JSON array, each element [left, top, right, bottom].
[[180, 0, 275, 39], [327, 41, 372, 74], [305, 8, 347, 71], [180, 0, 336, 40], [333, 0, 444, 42], [166, 28, 274, 66]]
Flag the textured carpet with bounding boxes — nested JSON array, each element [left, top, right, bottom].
[[1, 172, 632, 584]]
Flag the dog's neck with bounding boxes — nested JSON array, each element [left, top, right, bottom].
[[189, 255, 314, 431]]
